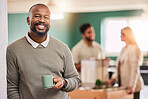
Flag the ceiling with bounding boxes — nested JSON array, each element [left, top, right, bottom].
[[8, 0, 148, 13]]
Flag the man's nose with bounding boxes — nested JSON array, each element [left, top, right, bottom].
[[39, 16, 45, 22], [91, 32, 95, 36]]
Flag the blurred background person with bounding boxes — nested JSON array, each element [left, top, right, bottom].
[[72, 23, 104, 73], [109, 26, 144, 99]]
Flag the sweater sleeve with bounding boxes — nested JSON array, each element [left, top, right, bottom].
[[129, 47, 142, 91], [61, 46, 81, 92], [7, 47, 20, 99]]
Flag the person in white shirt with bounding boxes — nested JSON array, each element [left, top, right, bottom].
[[72, 23, 104, 72]]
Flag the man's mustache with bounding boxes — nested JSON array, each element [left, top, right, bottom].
[[34, 22, 48, 27]]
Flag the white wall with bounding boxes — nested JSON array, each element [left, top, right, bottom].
[[0, 0, 8, 98]]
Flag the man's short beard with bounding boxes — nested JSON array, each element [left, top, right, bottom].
[[86, 37, 94, 42], [33, 30, 48, 37], [30, 23, 49, 37]]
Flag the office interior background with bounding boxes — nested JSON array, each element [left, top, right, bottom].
[[1, 0, 148, 98]]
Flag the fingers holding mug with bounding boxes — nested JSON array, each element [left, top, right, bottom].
[[52, 76, 65, 90]]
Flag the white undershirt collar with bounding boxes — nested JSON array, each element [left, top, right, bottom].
[[26, 33, 50, 48]]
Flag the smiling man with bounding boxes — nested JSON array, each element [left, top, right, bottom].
[[72, 23, 104, 73], [7, 4, 80, 99]]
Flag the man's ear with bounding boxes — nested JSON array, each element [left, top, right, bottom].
[[81, 34, 85, 38], [27, 17, 30, 25]]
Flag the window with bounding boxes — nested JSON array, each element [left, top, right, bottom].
[[105, 18, 148, 56]]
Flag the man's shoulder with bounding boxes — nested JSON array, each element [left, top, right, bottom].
[[72, 40, 83, 51], [93, 41, 102, 48], [50, 37, 69, 51], [7, 36, 26, 49], [50, 37, 67, 46]]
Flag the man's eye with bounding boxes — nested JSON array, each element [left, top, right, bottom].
[[35, 16, 40, 18], [45, 16, 50, 19]]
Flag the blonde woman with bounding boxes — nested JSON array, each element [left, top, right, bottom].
[[109, 27, 144, 99]]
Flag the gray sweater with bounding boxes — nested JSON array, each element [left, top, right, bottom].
[[7, 36, 80, 99]]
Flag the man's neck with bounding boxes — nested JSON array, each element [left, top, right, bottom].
[[83, 39, 93, 46], [28, 32, 47, 43]]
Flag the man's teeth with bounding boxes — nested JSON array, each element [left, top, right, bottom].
[[37, 25, 45, 30], [39, 25, 44, 28]]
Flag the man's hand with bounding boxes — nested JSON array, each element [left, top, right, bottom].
[[52, 76, 65, 90], [75, 64, 81, 72], [108, 78, 115, 86]]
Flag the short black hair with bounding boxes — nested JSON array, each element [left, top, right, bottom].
[[79, 23, 92, 34], [28, 3, 49, 16]]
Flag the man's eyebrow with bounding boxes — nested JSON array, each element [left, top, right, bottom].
[[33, 14, 50, 17], [34, 13, 40, 16], [44, 15, 50, 17]]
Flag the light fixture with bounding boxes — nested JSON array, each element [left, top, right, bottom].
[[47, 0, 64, 20]]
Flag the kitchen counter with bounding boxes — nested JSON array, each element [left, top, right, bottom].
[[68, 87, 133, 99]]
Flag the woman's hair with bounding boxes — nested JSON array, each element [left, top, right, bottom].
[[121, 26, 138, 46], [121, 27, 142, 60]]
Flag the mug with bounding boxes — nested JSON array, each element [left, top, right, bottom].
[[42, 75, 55, 89]]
